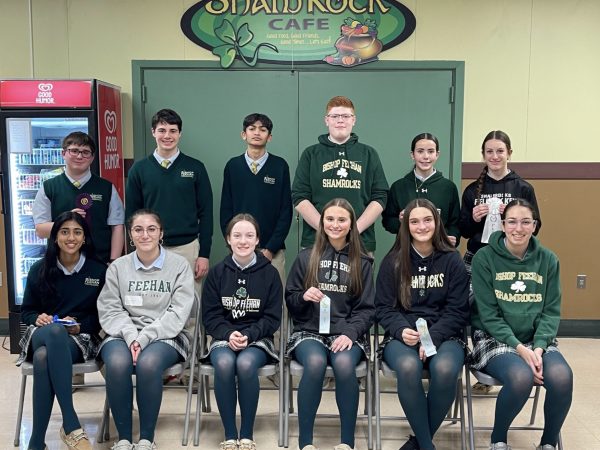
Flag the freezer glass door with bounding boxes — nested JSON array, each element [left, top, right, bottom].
[[6, 117, 89, 304]]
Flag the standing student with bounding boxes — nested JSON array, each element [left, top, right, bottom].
[[376, 199, 469, 450], [292, 96, 388, 253], [126, 108, 213, 283], [33, 131, 125, 264], [459, 130, 542, 393], [382, 133, 461, 246], [286, 198, 375, 450], [220, 113, 292, 283], [470, 199, 572, 450], [98, 210, 195, 450], [17, 211, 106, 450], [203, 214, 282, 450]]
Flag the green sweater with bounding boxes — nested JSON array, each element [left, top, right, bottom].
[[292, 133, 388, 251], [45, 173, 113, 262], [126, 153, 213, 257], [471, 231, 561, 350], [382, 170, 461, 242]]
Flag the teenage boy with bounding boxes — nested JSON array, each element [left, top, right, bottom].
[[125, 108, 213, 281], [33, 131, 125, 263], [292, 96, 389, 253], [220, 113, 292, 282]]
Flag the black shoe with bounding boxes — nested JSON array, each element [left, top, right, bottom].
[[399, 435, 419, 450]]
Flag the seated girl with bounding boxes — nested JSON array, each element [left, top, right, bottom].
[[97, 209, 194, 450]]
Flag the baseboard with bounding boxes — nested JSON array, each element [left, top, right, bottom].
[[558, 319, 600, 338]]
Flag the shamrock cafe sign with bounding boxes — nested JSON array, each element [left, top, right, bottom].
[[181, 0, 416, 68]]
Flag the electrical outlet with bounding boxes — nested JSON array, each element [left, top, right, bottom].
[[577, 274, 586, 289], [0, 271, 2, 287]]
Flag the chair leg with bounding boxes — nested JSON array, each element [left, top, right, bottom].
[[366, 364, 373, 450], [529, 385, 541, 425], [465, 369, 476, 450], [203, 374, 211, 412], [374, 360, 381, 450], [14, 374, 27, 447], [458, 380, 467, 450], [283, 364, 290, 448], [278, 364, 285, 447], [182, 355, 197, 445], [97, 396, 110, 443], [558, 432, 563, 450], [451, 383, 460, 424], [194, 372, 204, 446]]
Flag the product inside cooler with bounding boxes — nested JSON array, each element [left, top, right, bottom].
[[6, 117, 88, 304]]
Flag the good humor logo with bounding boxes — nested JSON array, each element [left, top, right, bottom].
[[36, 83, 55, 104], [180, 0, 415, 68]]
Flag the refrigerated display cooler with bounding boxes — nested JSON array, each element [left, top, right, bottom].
[[0, 79, 124, 353]]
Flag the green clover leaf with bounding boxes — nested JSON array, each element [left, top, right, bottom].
[[214, 19, 236, 45], [212, 44, 236, 69], [237, 23, 254, 47]]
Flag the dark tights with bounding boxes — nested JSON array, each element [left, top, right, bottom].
[[101, 339, 181, 442], [28, 324, 83, 450], [485, 351, 573, 446], [294, 340, 362, 449], [210, 346, 268, 440], [383, 339, 464, 450]]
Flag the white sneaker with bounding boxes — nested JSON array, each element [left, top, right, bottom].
[[135, 439, 157, 450], [334, 445, 354, 450], [111, 440, 134, 450], [535, 446, 556, 450], [220, 439, 238, 450], [300, 446, 319, 450], [489, 443, 511, 450], [239, 439, 257, 450]]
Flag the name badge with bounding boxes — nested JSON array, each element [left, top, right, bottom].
[[319, 295, 331, 334], [124, 295, 143, 306], [416, 318, 437, 357]]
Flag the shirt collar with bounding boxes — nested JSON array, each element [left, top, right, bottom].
[[153, 149, 180, 165], [414, 168, 436, 182], [232, 252, 257, 270], [64, 169, 92, 187], [244, 151, 269, 168], [56, 253, 86, 275], [133, 246, 166, 271]]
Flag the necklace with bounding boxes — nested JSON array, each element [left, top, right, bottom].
[[414, 176, 428, 194]]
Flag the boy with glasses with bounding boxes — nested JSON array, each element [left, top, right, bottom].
[[292, 96, 388, 253], [33, 131, 125, 264]]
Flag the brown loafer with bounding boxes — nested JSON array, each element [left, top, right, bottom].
[[60, 427, 92, 450]]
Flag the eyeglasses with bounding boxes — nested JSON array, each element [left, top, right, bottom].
[[502, 219, 537, 228], [66, 147, 93, 158], [131, 226, 161, 236], [326, 114, 355, 121]]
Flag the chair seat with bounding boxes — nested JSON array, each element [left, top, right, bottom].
[[198, 362, 278, 377], [19, 360, 102, 376], [289, 359, 369, 378], [470, 369, 502, 386]]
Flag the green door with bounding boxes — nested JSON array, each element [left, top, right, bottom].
[[133, 61, 463, 267]]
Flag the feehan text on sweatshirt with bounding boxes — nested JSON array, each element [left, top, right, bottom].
[[493, 271, 544, 303], [322, 158, 363, 190], [128, 280, 172, 293]]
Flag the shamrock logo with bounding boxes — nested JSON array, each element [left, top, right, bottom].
[[510, 281, 526, 293], [212, 20, 278, 69], [337, 168, 348, 178], [235, 287, 248, 298]]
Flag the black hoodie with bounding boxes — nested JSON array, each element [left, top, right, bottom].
[[375, 247, 470, 348], [285, 244, 375, 342], [202, 253, 282, 343], [459, 171, 541, 254]]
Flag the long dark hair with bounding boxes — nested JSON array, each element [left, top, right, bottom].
[[389, 199, 455, 309], [475, 130, 512, 201], [40, 211, 96, 297], [304, 198, 366, 297]]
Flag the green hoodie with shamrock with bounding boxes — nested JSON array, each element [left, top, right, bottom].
[[471, 230, 561, 350]]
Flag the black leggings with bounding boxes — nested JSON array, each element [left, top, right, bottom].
[[210, 346, 268, 440], [485, 351, 573, 446], [28, 324, 83, 450], [294, 339, 363, 449], [383, 339, 464, 450], [101, 339, 182, 442]]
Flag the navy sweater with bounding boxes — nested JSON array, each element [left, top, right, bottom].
[[21, 257, 107, 335], [220, 154, 292, 253], [202, 253, 282, 343], [375, 247, 469, 348]]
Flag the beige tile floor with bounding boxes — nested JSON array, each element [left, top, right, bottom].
[[1, 337, 598, 450]]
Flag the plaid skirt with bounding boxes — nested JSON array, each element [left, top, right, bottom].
[[286, 331, 371, 360], [469, 328, 559, 370], [203, 337, 279, 362], [16, 324, 102, 366], [98, 332, 191, 361]]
